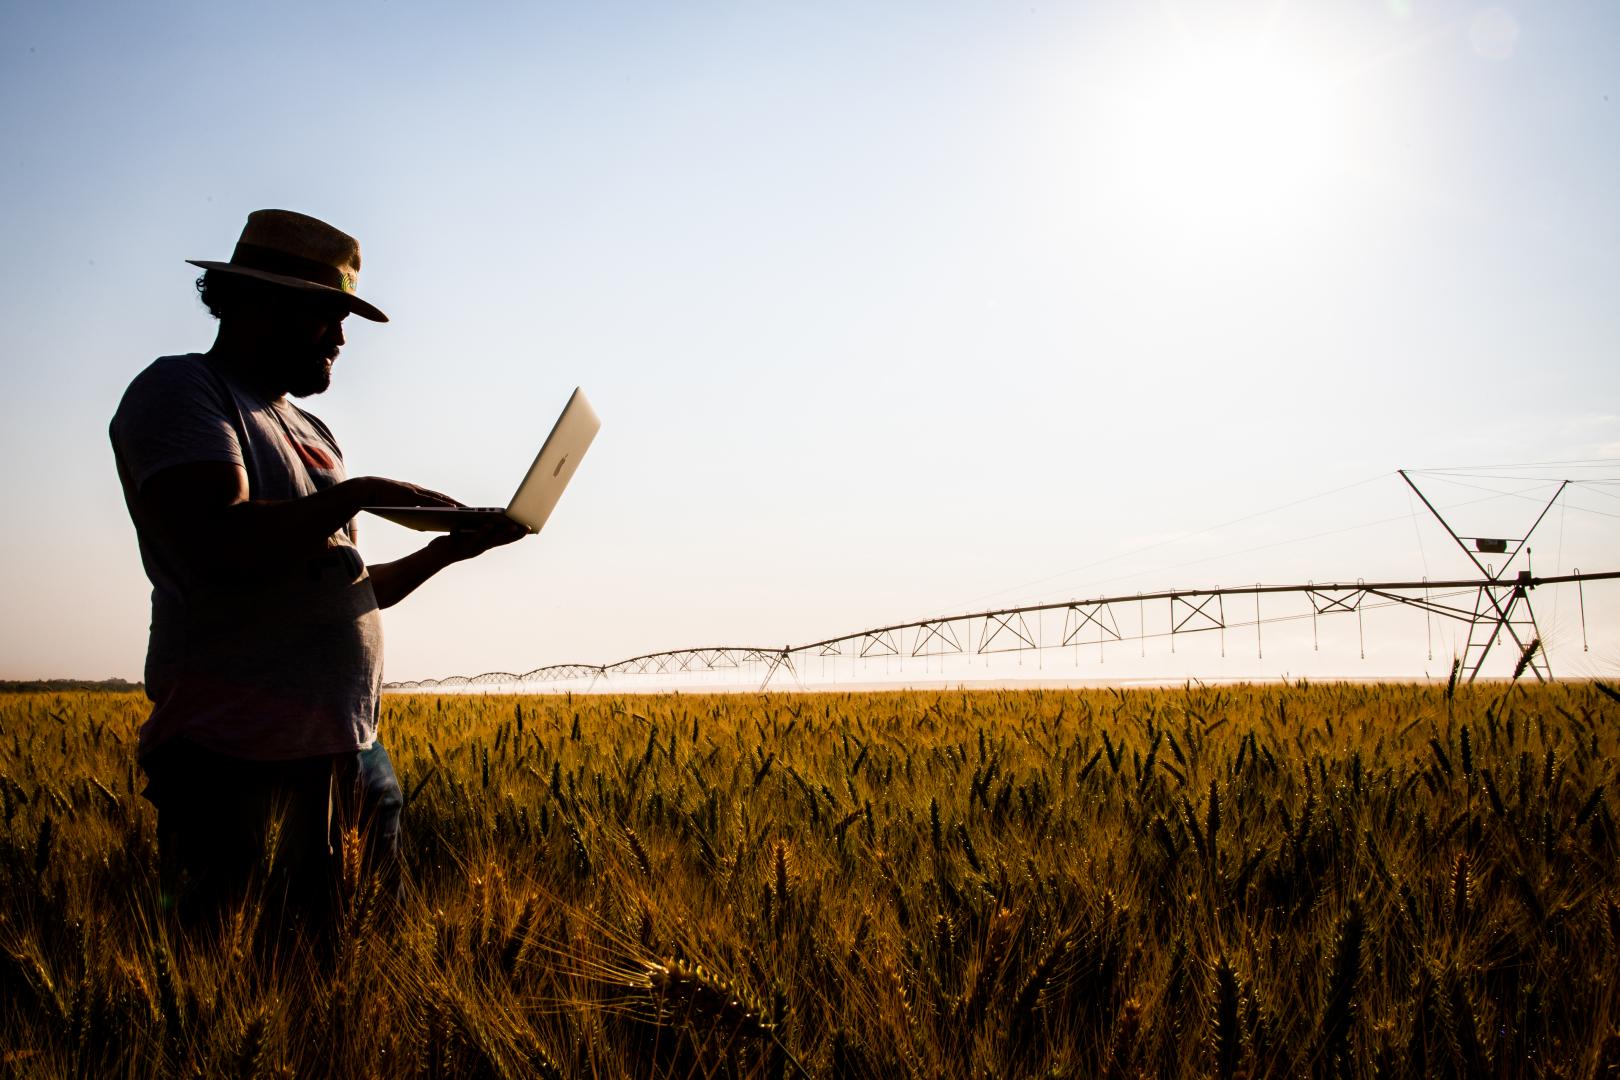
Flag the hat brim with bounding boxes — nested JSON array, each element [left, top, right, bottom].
[[186, 260, 389, 322]]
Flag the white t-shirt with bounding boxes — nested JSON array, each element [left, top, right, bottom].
[[110, 353, 382, 762]]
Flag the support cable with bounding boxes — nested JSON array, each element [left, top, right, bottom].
[[1417, 473, 1620, 521], [1310, 580, 1319, 652], [1577, 570, 1589, 652], [1053, 488, 1533, 604], [928, 471, 1393, 616], [1552, 498, 1568, 642], [1358, 578, 1366, 660], [1423, 576, 1433, 662], [1255, 586, 1263, 660], [1407, 457, 1620, 471]]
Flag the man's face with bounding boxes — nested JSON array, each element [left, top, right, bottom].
[[231, 286, 351, 397], [274, 293, 350, 398]]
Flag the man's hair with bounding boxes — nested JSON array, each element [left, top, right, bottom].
[[195, 270, 302, 321], [197, 270, 255, 321], [196, 270, 349, 323]]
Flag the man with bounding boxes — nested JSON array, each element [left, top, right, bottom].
[[110, 209, 524, 935]]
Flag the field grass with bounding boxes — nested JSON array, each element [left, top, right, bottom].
[[2, 683, 1618, 1078]]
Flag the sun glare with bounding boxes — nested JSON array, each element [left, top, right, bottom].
[[1108, 33, 1359, 241]]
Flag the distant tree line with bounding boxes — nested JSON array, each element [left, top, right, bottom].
[[0, 678, 143, 693]]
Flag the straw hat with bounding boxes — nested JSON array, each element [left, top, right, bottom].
[[187, 209, 388, 322]]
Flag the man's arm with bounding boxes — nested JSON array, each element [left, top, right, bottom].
[[137, 461, 458, 579], [367, 520, 528, 609]]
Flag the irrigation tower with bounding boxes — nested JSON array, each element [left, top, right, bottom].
[[387, 467, 1616, 691]]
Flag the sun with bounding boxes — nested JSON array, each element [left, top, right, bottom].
[[1105, 28, 1362, 242]]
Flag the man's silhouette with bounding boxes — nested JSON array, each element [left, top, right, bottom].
[[110, 209, 523, 936]]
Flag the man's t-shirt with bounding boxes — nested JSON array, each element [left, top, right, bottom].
[[110, 353, 382, 762]]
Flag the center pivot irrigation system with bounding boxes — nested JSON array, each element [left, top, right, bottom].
[[386, 468, 1618, 692]]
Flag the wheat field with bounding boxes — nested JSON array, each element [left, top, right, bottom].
[[2, 683, 1618, 1078]]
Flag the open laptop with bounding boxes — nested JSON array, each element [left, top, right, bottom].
[[365, 387, 600, 533]]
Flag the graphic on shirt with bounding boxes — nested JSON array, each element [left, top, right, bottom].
[[291, 439, 336, 471]]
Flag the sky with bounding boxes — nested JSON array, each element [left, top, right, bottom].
[[2, 0, 1617, 687]]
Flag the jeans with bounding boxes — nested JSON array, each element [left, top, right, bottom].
[[141, 737, 404, 939]]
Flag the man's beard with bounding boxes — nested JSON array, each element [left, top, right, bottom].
[[287, 355, 335, 398]]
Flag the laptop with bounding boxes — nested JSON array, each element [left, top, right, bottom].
[[365, 387, 600, 533]]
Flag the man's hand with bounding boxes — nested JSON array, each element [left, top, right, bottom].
[[353, 476, 462, 509], [136, 463, 464, 579], [430, 519, 531, 563], [369, 518, 528, 608]]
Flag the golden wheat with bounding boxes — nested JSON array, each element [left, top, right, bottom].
[[0, 683, 1616, 1076]]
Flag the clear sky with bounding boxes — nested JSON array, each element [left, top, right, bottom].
[[2, 1, 1617, 685]]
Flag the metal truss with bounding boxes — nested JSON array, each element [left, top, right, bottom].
[[978, 611, 1038, 653], [382, 472, 1614, 692], [1171, 593, 1225, 634], [1398, 470, 1566, 682], [1062, 602, 1121, 647], [912, 620, 963, 657], [858, 631, 899, 658], [383, 568, 1617, 691]]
